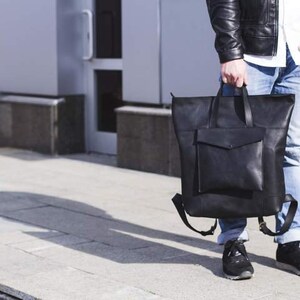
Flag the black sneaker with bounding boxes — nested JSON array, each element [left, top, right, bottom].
[[222, 239, 254, 280], [276, 241, 300, 275]]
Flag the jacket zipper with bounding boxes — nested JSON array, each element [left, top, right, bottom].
[[272, 0, 279, 56]]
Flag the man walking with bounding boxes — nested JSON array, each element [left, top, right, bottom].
[[206, 0, 300, 280]]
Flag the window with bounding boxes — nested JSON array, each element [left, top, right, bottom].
[[96, 70, 122, 132], [95, 0, 122, 58]]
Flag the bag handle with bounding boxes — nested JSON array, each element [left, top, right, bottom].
[[258, 194, 298, 236], [172, 193, 217, 236], [209, 83, 253, 128]]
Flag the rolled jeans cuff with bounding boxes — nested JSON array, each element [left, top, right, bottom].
[[274, 228, 300, 244], [217, 228, 249, 245]]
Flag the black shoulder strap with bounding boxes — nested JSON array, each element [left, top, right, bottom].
[[173, 193, 297, 237], [258, 194, 298, 236], [172, 193, 217, 236]]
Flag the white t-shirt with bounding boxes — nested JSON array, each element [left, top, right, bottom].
[[244, 0, 300, 67]]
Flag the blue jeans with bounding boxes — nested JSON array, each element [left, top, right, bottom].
[[218, 49, 300, 245]]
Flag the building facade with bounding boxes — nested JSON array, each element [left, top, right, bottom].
[[0, 0, 218, 161]]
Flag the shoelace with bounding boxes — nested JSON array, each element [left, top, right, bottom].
[[228, 241, 248, 259]]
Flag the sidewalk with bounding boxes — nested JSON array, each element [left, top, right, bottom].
[[0, 148, 298, 300]]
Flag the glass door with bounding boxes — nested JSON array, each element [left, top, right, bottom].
[[83, 0, 123, 154]]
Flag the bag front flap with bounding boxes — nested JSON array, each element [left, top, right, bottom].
[[196, 127, 265, 149]]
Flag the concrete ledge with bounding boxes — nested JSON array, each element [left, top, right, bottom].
[[116, 106, 180, 177], [0, 95, 85, 155], [1, 95, 65, 106]]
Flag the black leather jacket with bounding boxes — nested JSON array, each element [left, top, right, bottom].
[[206, 0, 279, 63]]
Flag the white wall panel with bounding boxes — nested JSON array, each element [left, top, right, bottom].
[[122, 0, 161, 103], [161, 0, 219, 103], [0, 0, 83, 96]]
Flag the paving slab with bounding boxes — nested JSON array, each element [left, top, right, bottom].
[[0, 194, 47, 213], [9, 233, 89, 253], [2, 267, 169, 300], [0, 244, 64, 281], [0, 148, 299, 299], [0, 229, 64, 246]]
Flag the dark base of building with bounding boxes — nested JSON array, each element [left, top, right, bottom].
[[0, 100, 180, 177], [0, 95, 85, 155], [116, 106, 180, 177]]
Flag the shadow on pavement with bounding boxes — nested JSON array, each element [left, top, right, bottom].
[[0, 192, 277, 278]]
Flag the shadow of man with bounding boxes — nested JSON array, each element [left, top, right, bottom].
[[0, 192, 277, 278]]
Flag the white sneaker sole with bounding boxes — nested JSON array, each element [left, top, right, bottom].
[[276, 261, 300, 275], [224, 271, 254, 280]]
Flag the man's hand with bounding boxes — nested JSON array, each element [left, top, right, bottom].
[[221, 59, 248, 87]]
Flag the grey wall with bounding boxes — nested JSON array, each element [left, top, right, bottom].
[[122, 0, 220, 104], [161, 0, 220, 103], [122, 0, 161, 104], [0, 0, 219, 101], [57, 0, 84, 95], [0, 0, 84, 96]]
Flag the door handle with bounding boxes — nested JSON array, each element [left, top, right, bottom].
[[82, 9, 94, 60]]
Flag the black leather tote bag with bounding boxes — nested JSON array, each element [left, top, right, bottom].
[[171, 85, 298, 236]]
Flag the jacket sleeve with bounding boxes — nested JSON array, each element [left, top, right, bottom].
[[206, 0, 244, 63]]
